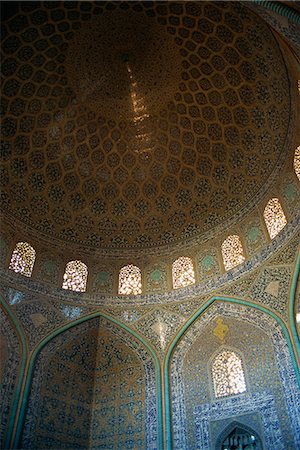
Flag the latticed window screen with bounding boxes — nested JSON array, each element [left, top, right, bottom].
[[294, 146, 300, 181], [118, 264, 142, 295], [263, 198, 287, 239], [221, 235, 245, 271], [62, 260, 88, 292], [9, 242, 36, 277], [172, 256, 195, 289], [212, 350, 246, 398]]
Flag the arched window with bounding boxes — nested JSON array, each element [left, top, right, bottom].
[[9, 242, 36, 277], [294, 146, 300, 181], [212, 350, 246, 398], [221, 235, 245, 271], [62, 260, 88, 292], [263, 198, 287, 239], [118, 264, 142, 295], [172, 256, 195, 289]]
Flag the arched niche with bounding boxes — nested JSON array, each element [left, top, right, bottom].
[[21, 316, 158, 450], [169, 302, 300, 450], [0, 307, 22, 448], [216, 420, 263, 450]]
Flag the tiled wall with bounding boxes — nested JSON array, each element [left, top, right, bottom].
[[170, 302, 300, 449], [0, 308, 21, 448], [20, 318, 158, 449]]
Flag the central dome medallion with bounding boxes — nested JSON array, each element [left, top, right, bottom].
[[66, 8, 182, 119], [0, 1, 290, 251]]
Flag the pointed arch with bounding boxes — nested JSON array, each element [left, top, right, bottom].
[[215, 420, 263, 450], [263, 198, 287, 239], [0, 294, 27, 449], [12, 311, 162, 450], [9, 242, 36, 277], [164, 297, 300, 450], [290, 251, 300, 352]]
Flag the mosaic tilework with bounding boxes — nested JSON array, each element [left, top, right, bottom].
[[172, 318, 280, 449], [241, 217, 267, 257], [197, 248, 221, 282], [165, 296, 212, 319], [0, 307, 21, 448], [1, 284, 98, 326], [15, 301, 65, 349], [250, 266, 292, 319], [0, 1, 292, 252], [100, 306, 154, 325], [12, 299, 65, 350], [21, 317, 158, 450], [133, 308, 185, 357], [35, 256, 60, 286], [145, 263, 168, 294], [267, 233, 299, 265], [280, 175, 300, 218], [21, 319, 99, 449], [1, 285, 26, 306], [219, 270, 259, 298], [246, 3, 300, 50], [170, 302, 300, 450], [91, 333, 146, 449], [56, 301, 99, 321], [59, 304, 82, 320], [194, 392, 283, 449], [0, 214, 298, 310], [0, 234, 9, 268], [91, 318, 158, 450], [212, 412, 264, 449], [91, 268, 114, 294]]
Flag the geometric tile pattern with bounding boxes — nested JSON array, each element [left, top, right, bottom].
[[165, 296, 212, 319], [0, 308, 21, 448], [267, 234, 300, 266], [1, 1, 290, 250], [195, 392, 284, 449], [133, 308, 185, 356], [12, 300, 66, 350], [170, 302, 300, 449], [250, 266, 292, 319], [0, 209, 298, 308], [21, 317, 158, 449], [220, 270, 259, 298]]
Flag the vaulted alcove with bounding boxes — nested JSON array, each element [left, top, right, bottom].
[[20, 317, 159, 449], [0, 1, 299, 449]]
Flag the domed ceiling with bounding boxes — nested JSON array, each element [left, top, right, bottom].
[[0, 1, 290, 251]]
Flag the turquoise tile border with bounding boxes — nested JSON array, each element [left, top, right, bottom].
[[8, 312, 163, 450], [1, 251, 299, 450], [163, 270, 300, 450], [289, 251, 300, 356], [0, 297, 27, 450]]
